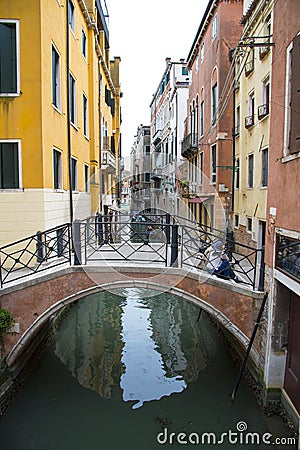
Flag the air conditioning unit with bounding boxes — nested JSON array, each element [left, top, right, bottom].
[[219, 184, 229, 192]]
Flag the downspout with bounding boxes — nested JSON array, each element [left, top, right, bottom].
[[229, 49, 236, 216], [66, 3, 74, 224]]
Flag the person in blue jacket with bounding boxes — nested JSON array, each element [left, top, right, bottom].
[[213, 253, 241, 283]]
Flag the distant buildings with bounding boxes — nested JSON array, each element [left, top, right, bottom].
[[0, 0, 121, 246], [128, 0, 300, 428]]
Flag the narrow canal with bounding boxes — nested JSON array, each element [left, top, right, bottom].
[[0, 288, 296, 449]]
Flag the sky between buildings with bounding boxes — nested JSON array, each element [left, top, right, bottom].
[[107, 0, 210, 168]]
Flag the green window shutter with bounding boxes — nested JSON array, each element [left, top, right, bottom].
[[0, 23, 17, 93], [0, 143, 19, 188]]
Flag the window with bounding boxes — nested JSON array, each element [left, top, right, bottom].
[[69, 73, 76, 125], [248, 154, 254, 188], [261, 148, 268, 187], [0, 20, 19, 95], [68, 0, 75, 32], [235, 158, 240, 189], [284, 35, 300, 155], [143, 172, 151, 183], [84, 164, 89, 193], [200, 42, 204, 63], [245, 47, 255, 76], [234, 215, 239, 228], [245, 92, 255, 128], [82, 29, 87, 58], [212, 15, 217, 40], [83, 94, 88, 137], [145, 145, 150, 154], [195, 54, 199, 73], [0, 142, 20, 188], [247, 217, 252, 233], [212, 83, 218, 125], [211, 144, 217, 184], [199, 152, 203, 185], [53, 149, 62, 190], [200, 101, 204, 136], [52, 45, 61, 109], [258, 78, 270, 119], [182, 66, 188, 76], [71, 157, 77, 191]]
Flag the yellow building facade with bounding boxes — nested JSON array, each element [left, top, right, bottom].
[[0, 0, 121, 246], [234, 0, 273, 248]]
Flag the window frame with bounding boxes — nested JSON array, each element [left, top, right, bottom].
[[248, 153, 254, 189], [83, 93, 89, 138], [212, 14, 218, 41], [82, 29, 87, 59], [68, 0, 75, 33], [71, 156, 78, 191], [0, 140, 22, 189], [211, 144, 217, 184], [261, 148, 268, 187], [84, 164, 89, 193], [69, 72, 77, 126], [0, 19, 20, 96], [53, 148, 62, 190], [212, 83, 218, 125], [52, 43, 61, 111]]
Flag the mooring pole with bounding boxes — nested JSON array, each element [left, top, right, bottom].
[[231, 292, 268, 401]]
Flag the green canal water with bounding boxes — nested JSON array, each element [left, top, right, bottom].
[[0, 288, 296, 450]]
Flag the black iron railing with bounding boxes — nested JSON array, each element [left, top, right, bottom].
[[0, 214, 265, 291], [0, 223, 72, 287]]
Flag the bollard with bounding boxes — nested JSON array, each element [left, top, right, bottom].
[[73, 219, 82, 265], [258, 246, 265, 292], [37, 231, 44, 263], [170, 224, 179, 267], [165, 213, 171, 244]]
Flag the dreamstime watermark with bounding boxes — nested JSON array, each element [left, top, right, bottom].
[[156, 421, 297, 446]]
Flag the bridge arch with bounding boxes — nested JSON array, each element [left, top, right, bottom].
[[5, 275, 257, 367]]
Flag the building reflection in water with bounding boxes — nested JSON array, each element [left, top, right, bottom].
[[54, 288, 218, 408]]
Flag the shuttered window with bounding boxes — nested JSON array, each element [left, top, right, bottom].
[[0, 22, 18, 94], [289, 35, 300, 154], [0, 142, 19, 189]]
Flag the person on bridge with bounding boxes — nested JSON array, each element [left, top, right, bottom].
[[205, 240, 225, 273], [213, 253, 241, 283]]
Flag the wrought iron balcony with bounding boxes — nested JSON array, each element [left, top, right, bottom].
[[152, 129, 162, 146], [258, 103, 269, 120], [245, 59, 254, 77], [101, 150, 116, 173], [245, 115, 255, 129], [181, 133, 198, 158], [151, 167, 162, 180]]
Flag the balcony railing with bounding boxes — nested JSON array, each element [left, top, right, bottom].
[[259, 40, 270, 60], [181, 133, 198, 158], [151, 167, 162, 180], [101, 150, 116, 173], [258, 103, 269, 120], [152, 129, 162, 146], [245, 59, 254, 76], [245, 115, 255, 129]]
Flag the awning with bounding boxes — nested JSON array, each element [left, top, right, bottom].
[[189, 196, 213, 203]]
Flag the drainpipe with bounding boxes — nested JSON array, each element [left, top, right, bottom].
[[66, 3, 74, 224], [229, 48, 236, 215]]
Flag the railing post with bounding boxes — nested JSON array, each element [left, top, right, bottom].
[[96, 213, 103, 245], [165, 213, 171, 244], [258, 246, 265, 291], [73, 219, 82, 265], [37, 231, 44, 263], [57, 228, 64, 257], [170, 224, 179, 267]]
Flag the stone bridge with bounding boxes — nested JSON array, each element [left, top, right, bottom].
[[0, 263, 265, 371]]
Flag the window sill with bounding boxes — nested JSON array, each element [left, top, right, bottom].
[[0, 92, 21, 98], [71, 122, 78, 131], [260, 186, 268, 190], [53, 189, 64, 193], [282, 152, 300, 163], [52, 104, 62, 115], [0, 188, 23, 192]]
